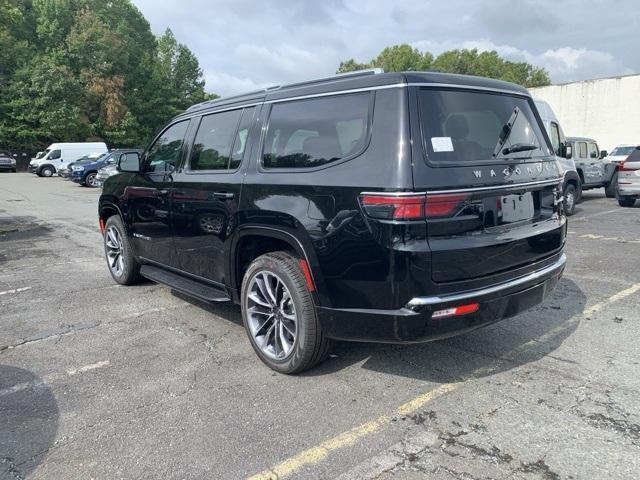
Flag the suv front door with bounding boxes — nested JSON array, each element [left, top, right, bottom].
[[171, 106, 258, 285], [126, 120, 190, 268]]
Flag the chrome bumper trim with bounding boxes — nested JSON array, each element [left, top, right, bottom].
[[406, 253, 566, 309]]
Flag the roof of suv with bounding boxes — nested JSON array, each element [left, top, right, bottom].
[[566, 136, 598, 142], [180, 70, 531, 117]]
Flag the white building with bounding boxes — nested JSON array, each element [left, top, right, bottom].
[[530, 73, 640, 152]]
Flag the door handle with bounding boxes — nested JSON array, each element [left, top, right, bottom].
[[213, 192, 234, 200], [155, 189, 169, 196]]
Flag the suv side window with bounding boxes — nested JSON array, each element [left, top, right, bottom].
[[144, 120, 189, 173], [588, 142, 599, 159], [263, 92, 370, 169], [549, 122, 561, 155], [230, 107, 256, 170], [190, 109, 242, 171], [578, 142, 587, 159]]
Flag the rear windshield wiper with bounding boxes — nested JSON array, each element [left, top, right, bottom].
[[492, 107, 520, 159], [501, 143, 539, 155]]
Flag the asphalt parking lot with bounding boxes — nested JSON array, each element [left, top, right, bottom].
[[1, 173, 639, 480]]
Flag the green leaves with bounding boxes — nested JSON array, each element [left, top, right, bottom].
[[0, 0, 214, 150], [337, 44, 551, 88]]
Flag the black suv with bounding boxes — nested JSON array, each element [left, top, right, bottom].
[[99, 70, 567, 373]]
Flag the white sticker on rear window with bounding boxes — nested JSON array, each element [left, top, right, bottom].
[[431, 137, 454, 152]]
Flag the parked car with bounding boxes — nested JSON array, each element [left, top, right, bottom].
[[0, 151, 17, 173], [616, 146, 640, 207], [99, 70, 567, 373], [566, 137, 617, 198], [28, 142, 108, 177], [534, 100, 579, 215], [95, 163, 119, 187], [72, 149, 139, 187], [58, 153, 105, 179]]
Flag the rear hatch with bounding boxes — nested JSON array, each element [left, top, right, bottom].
[[411, 86, 565, 283]]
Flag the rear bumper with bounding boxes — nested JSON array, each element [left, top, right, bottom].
[[617, 184, 640, 197], [317, 253, 566, 343]]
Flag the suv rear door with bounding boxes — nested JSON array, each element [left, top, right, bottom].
[[410, 86, 565, 284], [171, 106, 259, 285]]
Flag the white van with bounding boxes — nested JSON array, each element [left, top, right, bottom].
[[534, 99, 580, 215], [28, 142, 108, 177]]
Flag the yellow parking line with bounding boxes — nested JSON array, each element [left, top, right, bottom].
[[247, 281, 640, 480], [248, 383, 458, 480], [583, 282, 640, 316]]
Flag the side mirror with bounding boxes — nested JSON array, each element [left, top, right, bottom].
[[118, 152, 140, 172], [600, 150, 608, 159], [560, 144, 572, 159]]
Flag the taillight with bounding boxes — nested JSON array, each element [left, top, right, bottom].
[[425, 193, 469, 218], [360, 194, 425, 220], [360, 192, 469, 220], [620, 156, 640, 171], [431, 302, 479, 319]]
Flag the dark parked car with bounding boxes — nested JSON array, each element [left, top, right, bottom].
[[99, 70, 567, 373], [72, 149, 139, 187], [59, 153, 103, 179], [0, 151, 17, 172]]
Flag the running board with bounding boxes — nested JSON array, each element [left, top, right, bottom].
[[140, 265, 231, 303]]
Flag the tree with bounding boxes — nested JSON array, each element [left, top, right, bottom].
[[337, 44, 550, 88], [0, 56, 87, 148], [0, 0, 216, 150]]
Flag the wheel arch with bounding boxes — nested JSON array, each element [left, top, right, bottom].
[[38, 164, 56, 174], [228, 227, 329, 307]]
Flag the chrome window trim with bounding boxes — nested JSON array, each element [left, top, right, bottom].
[[264, 83, 405, 104], [360, 178, 561, 196], [407, 82, 532, 97]]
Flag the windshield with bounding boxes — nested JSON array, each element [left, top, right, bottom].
[[610, 146, 636, 156], [418, 88, 550, 164]]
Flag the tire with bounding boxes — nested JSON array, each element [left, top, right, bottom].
[[84, 172, 98, 187], [241, 251, 332, 374], [40, 165, 54, 177], [103, 215, 142, 285], [563, 183, 577, 216], [11, 168, 16, 173], [618, 196, 636, 208], [605, 171, 618, 198]]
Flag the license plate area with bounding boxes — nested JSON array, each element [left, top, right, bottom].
[[500, 192, 534, 223]]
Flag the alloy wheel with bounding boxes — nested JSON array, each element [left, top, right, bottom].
[[86, 173, 97, 187], [565, 190, 575, 212], [246, 271, 297, 360], [105, 225, 125, 277]]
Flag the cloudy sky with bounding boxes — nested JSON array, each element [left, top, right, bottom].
[[132, 0, 639, 97]]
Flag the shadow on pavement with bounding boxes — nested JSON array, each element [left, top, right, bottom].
[[0, 365, 59, 479], [176, 277, 585, 383], [308, 277, 585, 381]]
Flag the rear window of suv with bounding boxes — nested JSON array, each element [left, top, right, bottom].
[[263, 92, 371, 169], [418, 88, 549, 165]]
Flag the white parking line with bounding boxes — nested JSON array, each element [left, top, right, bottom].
[[0, 286, 32, 296], [0, 360, 111, 397], [67, 360, 110, 376]]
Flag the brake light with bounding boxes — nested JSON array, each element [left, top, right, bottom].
[[360, 194, 425, 220], [431, 302, 479, 319], [619, 156, 640, 171], [360, 192, 470, 220], [425, 193, 469, 218]]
